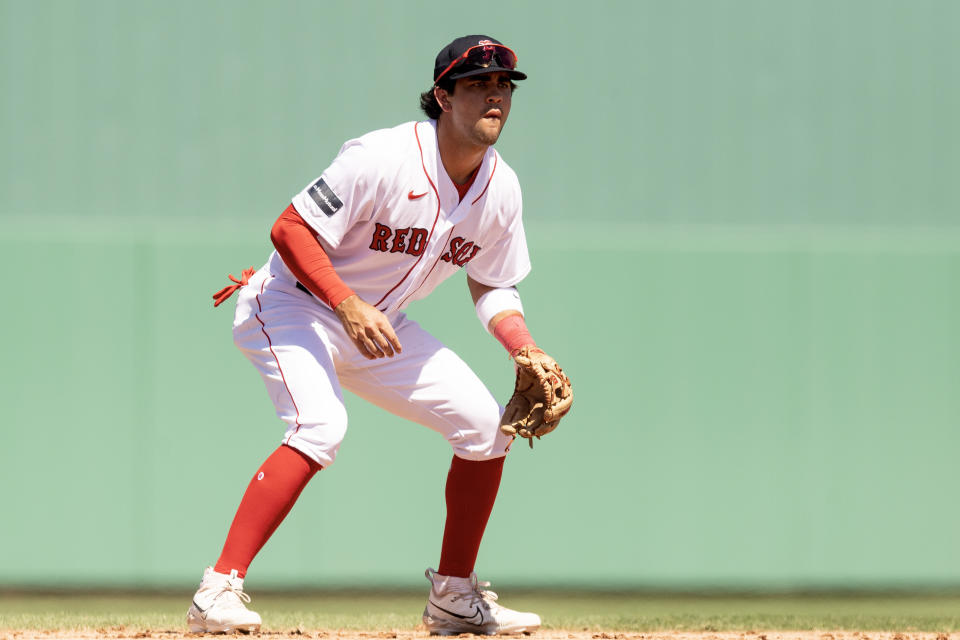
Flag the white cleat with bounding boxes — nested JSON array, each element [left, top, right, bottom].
[[186, 566, 262, 634], [422, 567, 541, 636]]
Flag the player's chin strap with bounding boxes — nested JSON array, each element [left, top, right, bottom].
[[212, 267, 256, 307]]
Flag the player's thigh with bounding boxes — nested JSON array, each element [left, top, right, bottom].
[[340, 317, 511, 460], [232, 293, 348, 468]]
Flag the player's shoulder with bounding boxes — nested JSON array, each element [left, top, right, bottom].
[[325, 121, 422, 185], [339, 121, 422, 161], [492, 151, 520, 185], [488, 150, 522, 200]]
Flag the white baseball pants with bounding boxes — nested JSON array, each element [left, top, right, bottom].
[[231, 267, 512, 468]]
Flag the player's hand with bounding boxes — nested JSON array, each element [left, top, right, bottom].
[[333, 295, 403, 360]]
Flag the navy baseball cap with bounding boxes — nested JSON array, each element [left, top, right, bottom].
[[433, 35, 528, 84]]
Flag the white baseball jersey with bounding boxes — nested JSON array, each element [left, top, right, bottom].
[[232, 119, 529, 467], [274, 119, 531, 316]]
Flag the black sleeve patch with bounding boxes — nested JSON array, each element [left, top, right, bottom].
[[307, 177, 344, 217]]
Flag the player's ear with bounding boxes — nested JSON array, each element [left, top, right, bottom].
[[434, 86, 452, 113]]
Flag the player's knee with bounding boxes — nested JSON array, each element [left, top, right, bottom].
[[445, 404, 512, 461], [282, 405, 349, 468], [450, 439, 511, 461]]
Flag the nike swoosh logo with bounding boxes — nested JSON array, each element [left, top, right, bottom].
[[408, 190, 428, 200], [429, 600, 484, 626]]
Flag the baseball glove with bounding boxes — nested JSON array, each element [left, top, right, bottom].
[[500, 346, 573, 447]]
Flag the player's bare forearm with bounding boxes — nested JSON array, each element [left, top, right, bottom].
[[467, 276, 522, 333], [334, 294, 402, 359]]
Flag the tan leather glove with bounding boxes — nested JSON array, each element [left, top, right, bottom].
[[499, 346, 573, 447]]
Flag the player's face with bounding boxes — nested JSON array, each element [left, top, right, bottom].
[[446, 71, 513, 147]]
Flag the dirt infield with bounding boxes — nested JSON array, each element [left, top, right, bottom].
[[0, 630, 953, 640]]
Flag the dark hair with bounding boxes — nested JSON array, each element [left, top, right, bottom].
[[418, 77, 518, 119], [419, 78, 455, 119]]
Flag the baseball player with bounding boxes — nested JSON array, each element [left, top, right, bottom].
[[189, 35, 570, 635]]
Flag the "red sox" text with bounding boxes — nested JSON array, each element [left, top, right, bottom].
[[369, 223, 482, 267]]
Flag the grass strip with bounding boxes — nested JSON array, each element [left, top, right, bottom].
[[1, 592, 958, 632]]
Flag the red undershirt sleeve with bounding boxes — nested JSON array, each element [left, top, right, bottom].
[[270, 203, 355, 309]]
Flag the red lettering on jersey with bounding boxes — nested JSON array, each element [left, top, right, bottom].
[[441, 236, 464, 263], [441, 236, 482, 267], [407, 228, 427, 256], [453, 241, 480, 266], [370, 223, 392, 252], [391, 227, 410, 253]]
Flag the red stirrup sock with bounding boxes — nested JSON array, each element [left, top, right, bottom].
[[214, 445, 321, 578], [437, 454, 506, 578]]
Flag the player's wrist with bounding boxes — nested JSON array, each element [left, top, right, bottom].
[[333, 293, 360, 315], [492, 314, 535, 356], [328, 286, 356, 310]]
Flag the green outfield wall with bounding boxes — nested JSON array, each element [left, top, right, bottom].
[[1, 0, 958, 589]]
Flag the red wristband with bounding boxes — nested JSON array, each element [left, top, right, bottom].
[[492, 314, 535, 356]]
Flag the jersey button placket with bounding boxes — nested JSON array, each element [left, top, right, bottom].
[[393, 219, 454, 311]]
